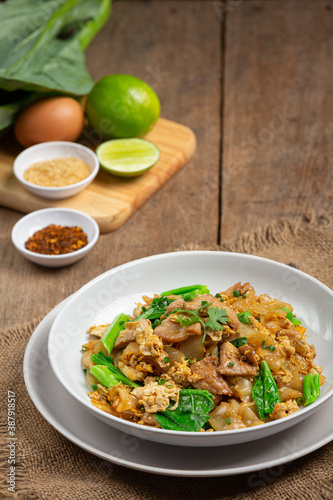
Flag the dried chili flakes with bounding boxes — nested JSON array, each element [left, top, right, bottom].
[[25, 224, 88, 255]]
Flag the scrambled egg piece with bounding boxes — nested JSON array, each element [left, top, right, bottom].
[[126, 319, 169, 366], [167, 358, 202, 387], [250, 316, 275, 340], [275, 366, 293, 386], [269, 400, 299, 420], [276, 335, 296, 356], [117, 360, 147, 382], [87, 324, 109, 338], [117, 319, 169, 381], [132, 378, 180, 413], [290, 353, 322, 375]]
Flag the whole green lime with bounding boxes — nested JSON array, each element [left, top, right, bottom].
[[85, 74, 160, 139]]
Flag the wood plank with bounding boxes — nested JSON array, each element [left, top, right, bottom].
[[0, 118, 196, 233], [221, 0, 333, 242], [0, 1, 222, 329], [85, 0, 222, 255]]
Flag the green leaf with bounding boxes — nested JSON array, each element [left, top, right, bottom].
[[174, 301, 228, 346], [229, 337, 248, 348], [135, 296, 174, 323], [252, 372, 265, 419], [303, 373, 320, 406], [154, 389, 214, 432], [0, 88, 59, 133], [90, 353, 139, 388], [176, 314, 199, 327], [252, 361, 281, 420], [0, 0, 112, 94], [206, 306, 229, 331]]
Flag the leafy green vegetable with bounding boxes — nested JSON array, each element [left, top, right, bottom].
[[90, 362, 139, 389], [206, 306, 229, 331], [303, 373, 320, 406], [281, 307, 302, 326], [0, 0, 112, 130], [135, 296, 174, 323], [175, 301, 229, 346], [160, 285, 210, 300], [90, 350, 139, 388], [90, 365, 119, 388], [136, 285, 211, 325], [154, 389, 214, 432], [237, 311, 252, 324], [0, 0, 111, 93], [91, 351, 113, 369], [229, 337, 248, 348], [160, 284, 210, 302], [0, 89, 36, 133], [101, 313, 130, 354], [252, 361, 281, 420], [262, 340, 275, 352]]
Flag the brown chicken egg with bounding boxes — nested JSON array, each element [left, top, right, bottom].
[[14, 97, 85, 148]]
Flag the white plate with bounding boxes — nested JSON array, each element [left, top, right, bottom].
[[47, 251, 333, 446], [24, 301, 333, 477]]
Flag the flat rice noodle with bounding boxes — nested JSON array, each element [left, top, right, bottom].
[[247, 330, 276, 350], [233, 377, 253, 402], [286, 364, 302, 390], [163, 345, 185, 365], [256, 347, 286, 373], [279, 387, 302, 402], [108, 384, 138, 413], [121, 341, 141, 358], [86, 370, 97, 387], [179, 334, 205, 359], [209, 400, 245, 431], [238, 404, 263, 427]]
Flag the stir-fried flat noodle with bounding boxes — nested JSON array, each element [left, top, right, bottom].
[[82, 282, 325, 432]]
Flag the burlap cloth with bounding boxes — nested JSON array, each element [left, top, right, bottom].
[[1, 211, 332, 500]]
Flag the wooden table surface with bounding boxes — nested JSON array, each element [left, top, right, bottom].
[[1, 0, 332, 329]]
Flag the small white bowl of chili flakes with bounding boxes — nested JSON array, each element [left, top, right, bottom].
[[11, 208, 99, 267], [13, 142, 99, 199]]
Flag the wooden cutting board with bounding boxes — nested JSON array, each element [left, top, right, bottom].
[[0, 118, 196, 233]]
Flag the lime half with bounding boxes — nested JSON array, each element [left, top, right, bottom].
[[96, 138, 160, 177]]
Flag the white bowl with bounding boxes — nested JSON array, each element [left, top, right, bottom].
[[48, 251, 333, 446], [11, 208, 99, 267], [13, 142, 99, 199]]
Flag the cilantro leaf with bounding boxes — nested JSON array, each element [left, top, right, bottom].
[[206, 307, 229, 331], [177, 314, 198, 327], [174, 301, 229, 346]]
